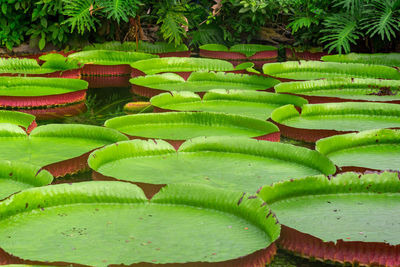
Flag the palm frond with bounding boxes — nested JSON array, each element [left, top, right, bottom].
[[361, 0, 400, 41], [320, 14, 363, 54]]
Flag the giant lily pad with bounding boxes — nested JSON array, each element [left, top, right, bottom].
[[0, 160, 52, 200], [67, 50, 158, 76], [0, 56, 80, 78], [0, 111, 36, 133], [104, 111, 281, 148], [130, 57, 254, 78], [0, 123, 128, 177], [0, 182, 280, 266], [0, 77, 88, 108], [258, 171, 400, 267], [130, 71, 279, 97], [88, 136, 336, 197], [322, 53, 400, 68], [200, 44, 277, 58], [271, 102, 400, 142], [199, 44, 278, 68], [316, 129, 400, 172], [83, 41, 190, 57], [150, 90, 307, 120], [262, 61, 400, 81], [274, 78, 400, 103]]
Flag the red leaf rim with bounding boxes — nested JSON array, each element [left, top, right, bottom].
[[81, 64, 132, 76], [0, 90, 86, 108], [158, 51, 191, 58], [18, 101, 87, 120], [26, 120, 37, 134], [199, 49, 248, 60], [83, 76, 131, 89], [279, 225, 400, 267], [44, 151, 91, 178], [272, 120, 354, 143]]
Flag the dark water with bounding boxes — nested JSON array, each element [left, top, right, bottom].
[[38, 85, 337, 267]]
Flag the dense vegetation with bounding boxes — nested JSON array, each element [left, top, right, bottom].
[[1, 0, 399, 53]]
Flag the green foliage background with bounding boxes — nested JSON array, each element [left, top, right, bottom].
[[0, 0, 399, 53]]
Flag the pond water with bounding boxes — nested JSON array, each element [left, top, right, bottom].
[[38, 84, 336, 267]]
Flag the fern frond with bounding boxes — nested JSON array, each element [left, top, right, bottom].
[[62, 0, 98, 34], [320, 14, 363, 54], [96, 0, 141, 23], [287, 16, 320, 33], [157, 10, 187, 46]]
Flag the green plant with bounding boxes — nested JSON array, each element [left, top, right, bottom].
[[0, 0, 30, 50], [320, 0, 400, 53], [61, 0, 141, 34]]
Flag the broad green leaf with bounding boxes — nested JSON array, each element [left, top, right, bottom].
[[88, 136, 336, 193], [130, 57, 237, 75], [322, 53, 400, 68], [0, 182, 279, 266], [0, 160, 52, 200], [150, 90, 307, 120], [67, 50, 158, 65], [259, 171, 400, 245], [272, 102, 400, 132], [130, 71, 279, 93], [0, 77, 88, 96], [0, 111, 35, 130], [200, 44, 277, 57], [316, 129, 400, 171], [0, 124, 128, 171], [274, 78, 400, 102], [104, 112, 279, 140], [263, 61, 400, 80]]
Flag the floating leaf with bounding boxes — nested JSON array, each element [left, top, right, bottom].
[[0, 182, 279, 266], [150, 90, 307, 120]]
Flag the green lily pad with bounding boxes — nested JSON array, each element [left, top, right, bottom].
[[0, 77, 88, 96], [258, 171, 400, 266], [274, 78, 400, 102], [0, 111, 35, 131], [0, 160, 52, 200], [316, 129, 400, 171], [130, 57, 252, 75], [150, 90, 307, 120], [272, 102, 400, 132], [67, 50, 158, 65], [0, 123, 128, 176], [0, 182, 280, 266], [104, 111, 279, 140], [263, 61, 400, 80], [0, 56, 79, 75], [130, 71, 279, 93], [83, 41, 189, 53], [200, 44, 277, 57], [88, 136, 336, 193], [322, 53, 400, 68]]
